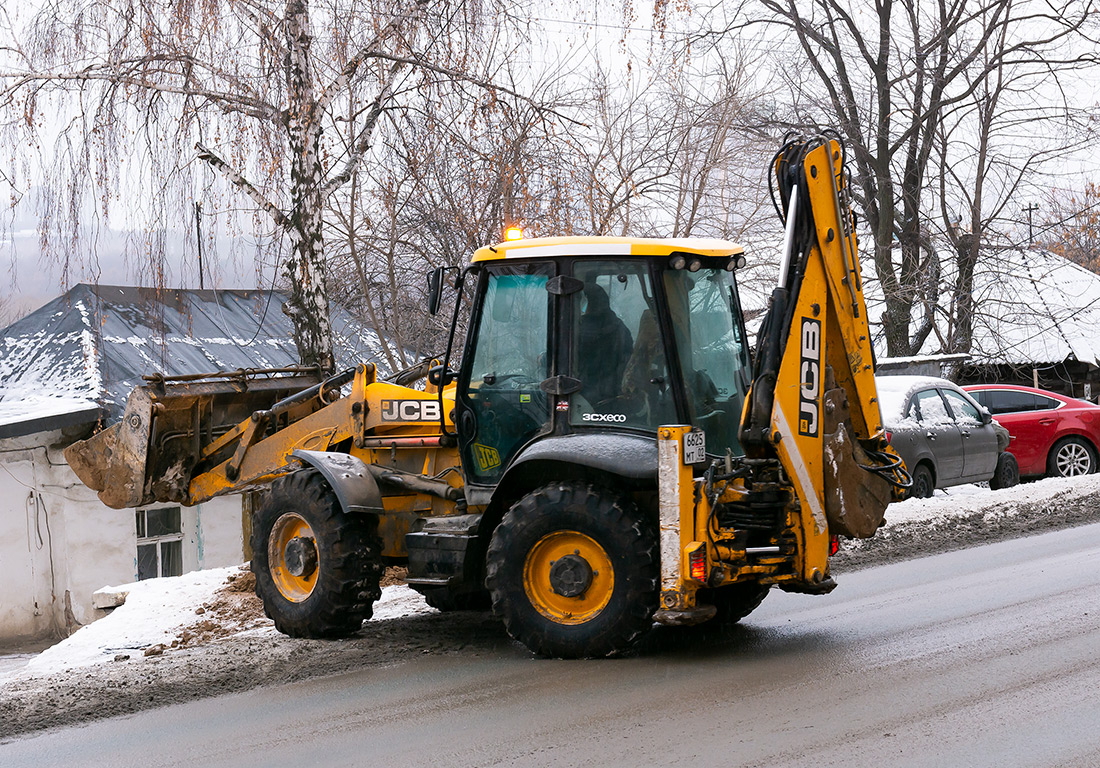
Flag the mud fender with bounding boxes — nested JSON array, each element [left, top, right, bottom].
[[291, 449, 384, 515]]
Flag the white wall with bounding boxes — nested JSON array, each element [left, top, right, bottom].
[[0, 429, 245, 644]]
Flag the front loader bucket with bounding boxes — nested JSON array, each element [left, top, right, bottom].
[[65, 368, 323, 510], [65, 387, 156, 509]]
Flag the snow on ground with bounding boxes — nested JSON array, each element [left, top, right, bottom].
[[8, 567, 436, 680], [25, 567, 240, 675], [883, 474, 1100, 526]]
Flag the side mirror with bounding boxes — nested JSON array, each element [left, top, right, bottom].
[[427, 268, 445, 316], [981, 408, 993, 425], [428, 364, 455, 387]]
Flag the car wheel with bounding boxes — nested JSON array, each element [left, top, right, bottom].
[[989, 451, 1020, 490], [910, 464, 934, 499], [1047, 437, 1096, 478]]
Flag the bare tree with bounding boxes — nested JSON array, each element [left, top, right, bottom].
[[321, 61, 582, 366], [562, 52, 773, 240], [720, 0, 1097, 357], [0, 0, 547, 371], [932, 5, 1098, 359], [1038, 182, 1100, 271]]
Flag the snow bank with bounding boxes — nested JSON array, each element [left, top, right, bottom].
[[24, 567, 240, 675], [20, 567, 435, 677], [884, 474, 1100, 527]]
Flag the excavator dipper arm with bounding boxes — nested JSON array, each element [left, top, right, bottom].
[[743, 132, 909, 549]]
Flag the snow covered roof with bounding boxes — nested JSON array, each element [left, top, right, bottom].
[[858, 246, 1100, 369], [962, 248, 1100, 368], [0, 285, 394, 438]]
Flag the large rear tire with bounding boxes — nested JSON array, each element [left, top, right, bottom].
[[486, 482, 658, 658], [251, 468, 383, 638]]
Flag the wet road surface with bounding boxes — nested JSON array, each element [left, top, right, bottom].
[[3, 522, 1098, 767]]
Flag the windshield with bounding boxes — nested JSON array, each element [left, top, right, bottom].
[[663, 267, 750, 457]]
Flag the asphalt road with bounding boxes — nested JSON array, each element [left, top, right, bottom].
[[3, 522, 1098, 768]]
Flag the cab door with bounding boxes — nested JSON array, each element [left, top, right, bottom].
[[456, 263, 554, 486]]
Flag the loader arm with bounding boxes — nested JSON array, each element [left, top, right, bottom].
[[65, 362, 460, 511]]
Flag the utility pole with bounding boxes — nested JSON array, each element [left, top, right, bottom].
[[1023, 202, 1039, 246], [194, 201, 204, 290]]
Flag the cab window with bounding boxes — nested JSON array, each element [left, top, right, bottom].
[[663, 266, 750, 457]]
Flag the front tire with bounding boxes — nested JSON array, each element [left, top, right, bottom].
[[1047, 437, 1096, 478], [486, 482, 658, 658], [251, 468, 383, 638]]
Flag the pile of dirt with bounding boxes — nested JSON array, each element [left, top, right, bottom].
[[381, 566, 408, 588], [119, 565, 412, 662], [170, 568, 268, 650], [165, 566, 408, 652]]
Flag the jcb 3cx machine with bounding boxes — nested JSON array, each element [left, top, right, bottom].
[[67, 133, 907, 657]]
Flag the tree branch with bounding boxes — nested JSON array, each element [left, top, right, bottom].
[[195, 142, 289, 231]]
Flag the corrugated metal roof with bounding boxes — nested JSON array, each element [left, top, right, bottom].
[[862, 247, 1100, 368], [0, 285, 395, 435], [964, 248, 1100, 367]]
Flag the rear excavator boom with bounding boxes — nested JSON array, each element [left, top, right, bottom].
[[66, 132, 907, 657]]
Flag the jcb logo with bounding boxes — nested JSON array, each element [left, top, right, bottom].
[[472, 443, 501, 472], [380, 399, 442, 422], [799, 318, 821, 437]]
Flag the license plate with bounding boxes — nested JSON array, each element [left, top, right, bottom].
[[683, 430, 706, 464]]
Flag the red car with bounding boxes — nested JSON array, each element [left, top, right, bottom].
[[963, 384, 1100, 478]]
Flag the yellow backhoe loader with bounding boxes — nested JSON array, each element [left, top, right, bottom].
[[66, 133, 908, 658]]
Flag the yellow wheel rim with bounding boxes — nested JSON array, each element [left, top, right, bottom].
[[523, 530, 614, 625], [268, 513, 319, 603]]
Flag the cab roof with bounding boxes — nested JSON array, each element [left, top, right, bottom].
[[471, 236, 746, 263]]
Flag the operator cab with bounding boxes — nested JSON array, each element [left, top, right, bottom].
[[436, 237, 752, 489]]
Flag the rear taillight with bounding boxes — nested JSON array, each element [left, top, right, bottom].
[[829, 535, 840, 556], [687, 543, 707, 582], [884, 430, 893, 443]]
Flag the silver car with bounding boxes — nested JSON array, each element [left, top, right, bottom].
[[876, 375, 1004, 498]]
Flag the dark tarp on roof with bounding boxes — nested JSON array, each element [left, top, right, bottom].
[[0, 284, 394, 438]]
